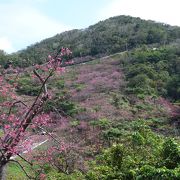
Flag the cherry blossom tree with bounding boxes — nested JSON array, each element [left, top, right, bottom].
[[0, 48, 72, 180]]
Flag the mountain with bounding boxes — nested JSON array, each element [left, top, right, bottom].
[[4, 15, 180, 67], [1, 15, 179, 101]]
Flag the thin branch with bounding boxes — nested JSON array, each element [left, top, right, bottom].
[[23, 69, 54, 121], [33, 69, 48, 94], [58, 108, 74, 120], [51, 106, 63, 119], [0, 148, 5, 158], [33, 70, 44, 84], [8, 100, 27, 116], [37, 126, 62, 146], [17, 154, 33, 166]]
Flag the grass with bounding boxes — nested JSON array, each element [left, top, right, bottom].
[[7, 159, 34, 180], [7, 141, 49, 180], [72, 83, 86, 92]]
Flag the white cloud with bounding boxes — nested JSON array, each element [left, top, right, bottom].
[[0, 1, 72, 53], [0, 37, 15, 53], [99, 0, 180, 26]]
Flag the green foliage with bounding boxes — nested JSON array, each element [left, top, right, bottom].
[[6, 15, 180, 67], [7, 158, 40, 180], [86, 165, 116, 180], [111, 93, 129, 109], [167, 75, 180, 100], [54, 79, 65, 89], [0, 50, 7, 67], [124, 46, 180, 101], [97, 118, 111, 129], [70, 120, 80, 127], [86, 120, 180, 180], [89, 118, 111, 129], [46, 170, 84, 180], [16, 75, 40, 96], [0, 129, 4, 138], [161, 139, 180, 169], [127, 73, 156, 95], [108, 144, 124, 169], [146, 118, 167, 128], [43, 79, 78, 116], [27, 118, 179, 180], [0, 95, 6, 103], [137, 165, 180, 180], [103, 128, 122, 141], [132, 132, 145, 146], [71, 82, 86, 92], [44, 91, 78, 116]]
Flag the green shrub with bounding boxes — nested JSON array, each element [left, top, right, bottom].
[[103, 128, 122, 141], [44, 92, 78, 116], [132, 132, 145, 146], [16, 76, 40, 96], [46, 170, 84, 180], [137, 165, 180, 180], [161, 138, 180, 169], [70, 120, 80, 127]]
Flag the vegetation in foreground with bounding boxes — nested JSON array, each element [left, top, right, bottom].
[[7, 120, 180, 180]]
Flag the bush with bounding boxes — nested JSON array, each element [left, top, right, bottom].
[[86, 120, 180, 180], [161, 139, 180, 169], [46, 170, 84, 180], [44, 92, 78, 116], [16, 76, 40, 96], [137, 165, 180, 180], [124, 46, 180, 100], [132, 132, 145, 146], [103, 128, 122, 141]]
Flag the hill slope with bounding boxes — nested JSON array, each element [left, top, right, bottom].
[[4, 15, 180, 67], [7, 51, 180, 179]]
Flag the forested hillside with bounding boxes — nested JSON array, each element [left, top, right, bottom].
[[1, 15, 180, 67], [123, 45, 180, 101]]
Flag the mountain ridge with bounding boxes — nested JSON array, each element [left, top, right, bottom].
[[2, 15, 179, 67]]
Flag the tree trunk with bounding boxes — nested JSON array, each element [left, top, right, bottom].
[[0, 164, 7, 180]]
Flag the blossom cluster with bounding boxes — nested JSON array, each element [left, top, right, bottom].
[[0, 47, 72, 159]]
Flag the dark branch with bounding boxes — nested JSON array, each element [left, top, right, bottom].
[[8, 100, 27, 116], [17, 154, 33, 166], [37, 126, 62, 146]]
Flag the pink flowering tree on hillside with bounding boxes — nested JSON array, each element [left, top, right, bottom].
[[0, 48, 72, 179]]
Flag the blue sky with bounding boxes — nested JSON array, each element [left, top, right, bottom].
[[0, 0, 180, 53]]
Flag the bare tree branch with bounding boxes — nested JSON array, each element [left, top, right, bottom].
[[37, 126, 62, 146], [8, 100, 27, 116], [17, 154, 33, 166]]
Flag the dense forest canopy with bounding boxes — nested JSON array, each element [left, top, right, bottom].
[[122, 45, 180, 101]]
